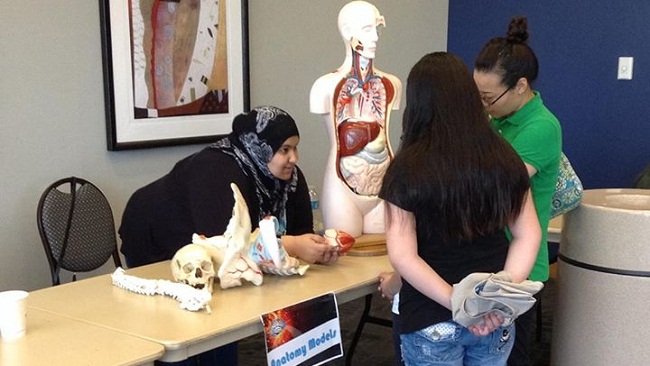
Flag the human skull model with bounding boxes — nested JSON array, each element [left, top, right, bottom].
[[170, 244, 216, 293]]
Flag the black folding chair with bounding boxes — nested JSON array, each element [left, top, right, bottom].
[[37, 177, 122, 285]]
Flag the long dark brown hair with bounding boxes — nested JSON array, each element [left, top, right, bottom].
[[381, 52, 529, 242]]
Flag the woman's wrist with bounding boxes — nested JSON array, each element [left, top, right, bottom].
[[281, 235, 299, 259]]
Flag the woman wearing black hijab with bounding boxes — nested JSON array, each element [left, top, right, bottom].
[[119, 105, 338, 268]]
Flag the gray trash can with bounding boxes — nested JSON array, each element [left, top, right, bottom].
[[551, 189, 650, 365]]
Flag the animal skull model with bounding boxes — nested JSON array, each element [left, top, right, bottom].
[[170, 244, 216, 293]]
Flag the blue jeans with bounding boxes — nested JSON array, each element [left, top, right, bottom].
[[400, 321, 514, 366]]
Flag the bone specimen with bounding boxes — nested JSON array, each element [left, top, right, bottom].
[[111, 267, 212, 312], [170, 243, 216, 293], [188, 183, 263, 289]]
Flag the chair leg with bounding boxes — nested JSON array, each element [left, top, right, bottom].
[[346, 294, 392, 366]]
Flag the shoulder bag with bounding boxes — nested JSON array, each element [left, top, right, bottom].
[[550, 152, 583, 218]]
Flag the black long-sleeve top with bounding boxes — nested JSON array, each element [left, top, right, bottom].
[[119, 147, 313, 267]]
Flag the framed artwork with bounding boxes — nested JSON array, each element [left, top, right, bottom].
[[99, 0, 250, 150]]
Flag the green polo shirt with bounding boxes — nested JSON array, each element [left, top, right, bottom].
[[491, 92, 562, 282]]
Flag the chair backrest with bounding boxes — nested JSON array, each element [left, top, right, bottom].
[[37, 177, 122, 285]]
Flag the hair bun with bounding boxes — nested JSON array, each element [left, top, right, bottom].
[[506, 16, 529, 44]]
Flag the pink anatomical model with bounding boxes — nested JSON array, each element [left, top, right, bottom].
[[310, 1, 401, 237]]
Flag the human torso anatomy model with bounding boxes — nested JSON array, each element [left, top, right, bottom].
[[310, 1, 401, 237]]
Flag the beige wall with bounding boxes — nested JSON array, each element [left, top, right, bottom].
[[0, 0, 447, 291]]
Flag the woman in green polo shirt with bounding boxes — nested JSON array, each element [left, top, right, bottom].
[[473, 16, 562, 366]]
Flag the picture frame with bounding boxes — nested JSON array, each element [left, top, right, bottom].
[[99, 0, 250, 150]]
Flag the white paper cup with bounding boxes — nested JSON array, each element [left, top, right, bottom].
[[0, 290, 29, 340]]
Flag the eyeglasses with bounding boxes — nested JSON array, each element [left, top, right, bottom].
[[482, 86, 512, 106]]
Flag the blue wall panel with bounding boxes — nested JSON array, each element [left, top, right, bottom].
[[448, 1, 649, 188]]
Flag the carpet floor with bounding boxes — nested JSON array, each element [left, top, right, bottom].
[[239, 276, 556, 366]]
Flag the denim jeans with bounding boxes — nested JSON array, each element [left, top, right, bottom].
[[400, 320, 514, 366]]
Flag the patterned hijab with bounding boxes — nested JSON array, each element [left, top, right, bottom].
[[210, 106, 300, 233]]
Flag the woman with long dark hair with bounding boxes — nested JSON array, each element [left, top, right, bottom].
[[381, 52, 540, 365]]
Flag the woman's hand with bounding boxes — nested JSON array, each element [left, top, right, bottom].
[[378, 271, 402, 301], [282, 234, 339, 264], [468, 312, 505, 336]]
